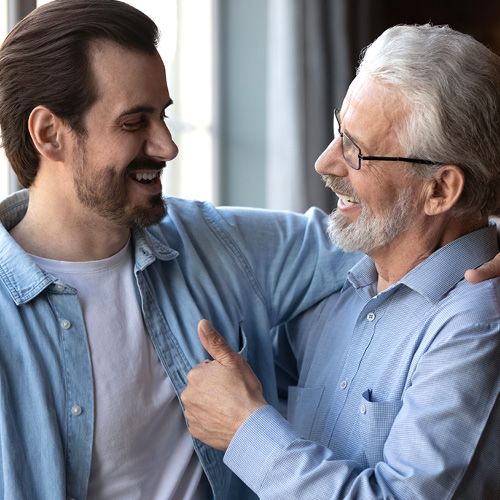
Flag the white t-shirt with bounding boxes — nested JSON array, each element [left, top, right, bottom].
[[32, 241, 208, 499]]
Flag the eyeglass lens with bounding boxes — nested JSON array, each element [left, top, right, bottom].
[[333, 112, 361, 170]]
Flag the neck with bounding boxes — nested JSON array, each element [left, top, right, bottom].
[[371, 214, 486, 293], [10, 186, 130, 261]]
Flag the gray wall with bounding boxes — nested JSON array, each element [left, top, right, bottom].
[[218, 0, 267, 207]]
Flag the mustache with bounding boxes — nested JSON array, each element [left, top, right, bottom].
[[322, 175, 359, 201], [127, 158, 166, 172]]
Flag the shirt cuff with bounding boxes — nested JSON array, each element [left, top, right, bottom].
[[223, 404, 300, 490]]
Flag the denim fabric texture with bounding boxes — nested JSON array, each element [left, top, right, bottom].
[[0, 189, 359, 500]]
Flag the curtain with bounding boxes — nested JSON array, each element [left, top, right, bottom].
[[5, 0, 35, 194], [266, 0, 380, 212]]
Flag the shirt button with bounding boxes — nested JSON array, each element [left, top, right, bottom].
[[366, 312, 376, 322], [340, 380, 348, 390], [54, 284, 65, 292], [360, 403, 367, 414], [71, 404, 82, 416], [60, 319, 72, 330]]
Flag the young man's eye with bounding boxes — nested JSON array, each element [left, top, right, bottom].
[[122, 120, 144, 131]]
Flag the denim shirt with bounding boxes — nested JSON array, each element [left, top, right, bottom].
[[0, 190, 358, 500]]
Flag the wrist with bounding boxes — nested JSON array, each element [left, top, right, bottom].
[[235, 401, 266, 432]]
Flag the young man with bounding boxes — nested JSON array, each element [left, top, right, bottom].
[[182, 24, 500, 499], [0, 1, 357, 498]]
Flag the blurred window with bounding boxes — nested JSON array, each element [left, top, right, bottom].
[[121, 0, 217, 202]]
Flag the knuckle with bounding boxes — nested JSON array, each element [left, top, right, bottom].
[[180, 390, 188, 404]]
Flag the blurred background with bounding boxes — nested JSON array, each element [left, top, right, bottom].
[[1, 0, 500, 213]]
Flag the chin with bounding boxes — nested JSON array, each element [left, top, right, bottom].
[[112, 194, 167, 228], [133, 209, 167, 227], [131, 195, 167, 227]]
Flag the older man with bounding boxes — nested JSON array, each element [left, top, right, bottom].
[[182, 24, 500, 499]]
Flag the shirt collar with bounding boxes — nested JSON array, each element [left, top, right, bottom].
[[0, 190, 53, 304], [132, 225, 179, 270], [345, 224, 498, 303], [0, 189, 179, 304]]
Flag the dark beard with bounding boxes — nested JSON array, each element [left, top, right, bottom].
[[74, 153, 167, 228]]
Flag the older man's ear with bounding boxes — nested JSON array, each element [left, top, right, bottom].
[[420, 165, 500, 283], [423, 165, 465, 216]]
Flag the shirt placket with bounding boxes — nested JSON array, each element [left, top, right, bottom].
[[49, 284, 94, 500], [319, 299, 383, 447]]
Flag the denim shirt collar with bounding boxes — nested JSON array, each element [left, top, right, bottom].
[[132, 226, 179, 270], [345, 224, 498, 303], [0, 189, 179, 304]]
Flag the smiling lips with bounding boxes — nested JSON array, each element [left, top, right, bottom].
[[322, 175, 361, 208], [127, 168, 164, 196], [336, 192, 361, 209]]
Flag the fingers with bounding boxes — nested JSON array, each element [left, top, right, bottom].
[[465, 253, 500, 283], [197, 319, 236, 365], [464, 268, 483, 284]]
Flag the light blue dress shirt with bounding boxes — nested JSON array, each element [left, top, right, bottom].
[[225, 225, 500, 499], [0, 189, 359, 500]]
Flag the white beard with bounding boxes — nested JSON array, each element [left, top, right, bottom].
[[328, 185, 417, 254]]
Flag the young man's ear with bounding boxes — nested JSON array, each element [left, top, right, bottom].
[[28, 106, 69, 162], [424, 165, 465, 215]]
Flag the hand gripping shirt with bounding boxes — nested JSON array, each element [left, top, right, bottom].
[[0, 189, 358, 500], [225, 225, 500, 499]]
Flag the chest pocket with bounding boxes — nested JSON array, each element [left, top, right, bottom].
[[287, 385, 324, 439], [237, 324, 248, 361], [358, 389, 403, 467], [222, 322, 248, 361]]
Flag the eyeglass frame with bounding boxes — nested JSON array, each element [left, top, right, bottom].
[[333, 108, 443, 170]]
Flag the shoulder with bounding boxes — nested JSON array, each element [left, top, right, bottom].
[[164, 197, 329, 228], [150, 197, 332, 250], [419, 277, 500, 360], [437, 277, 500, 326]]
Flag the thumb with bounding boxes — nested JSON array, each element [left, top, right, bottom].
[[198, 319, 236, 365]]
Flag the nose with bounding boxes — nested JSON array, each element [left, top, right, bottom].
[[314, 137, 349, 178], [144, 120, 179, 162]]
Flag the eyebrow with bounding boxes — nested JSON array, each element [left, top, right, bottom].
[[117, 98, 174, 118]]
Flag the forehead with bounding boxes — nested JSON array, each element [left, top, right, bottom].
[[341, 76, 408, 154], [87, 40, 169, 115]]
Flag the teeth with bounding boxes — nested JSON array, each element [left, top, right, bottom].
[[133, 171, 159, 181], [338, 194, 358, 205]]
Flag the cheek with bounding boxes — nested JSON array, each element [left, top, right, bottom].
[[352, 172, 400, 212], [83, 131, 140, 165]]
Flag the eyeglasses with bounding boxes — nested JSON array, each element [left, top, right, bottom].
[[333, 108, 442, 170]]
